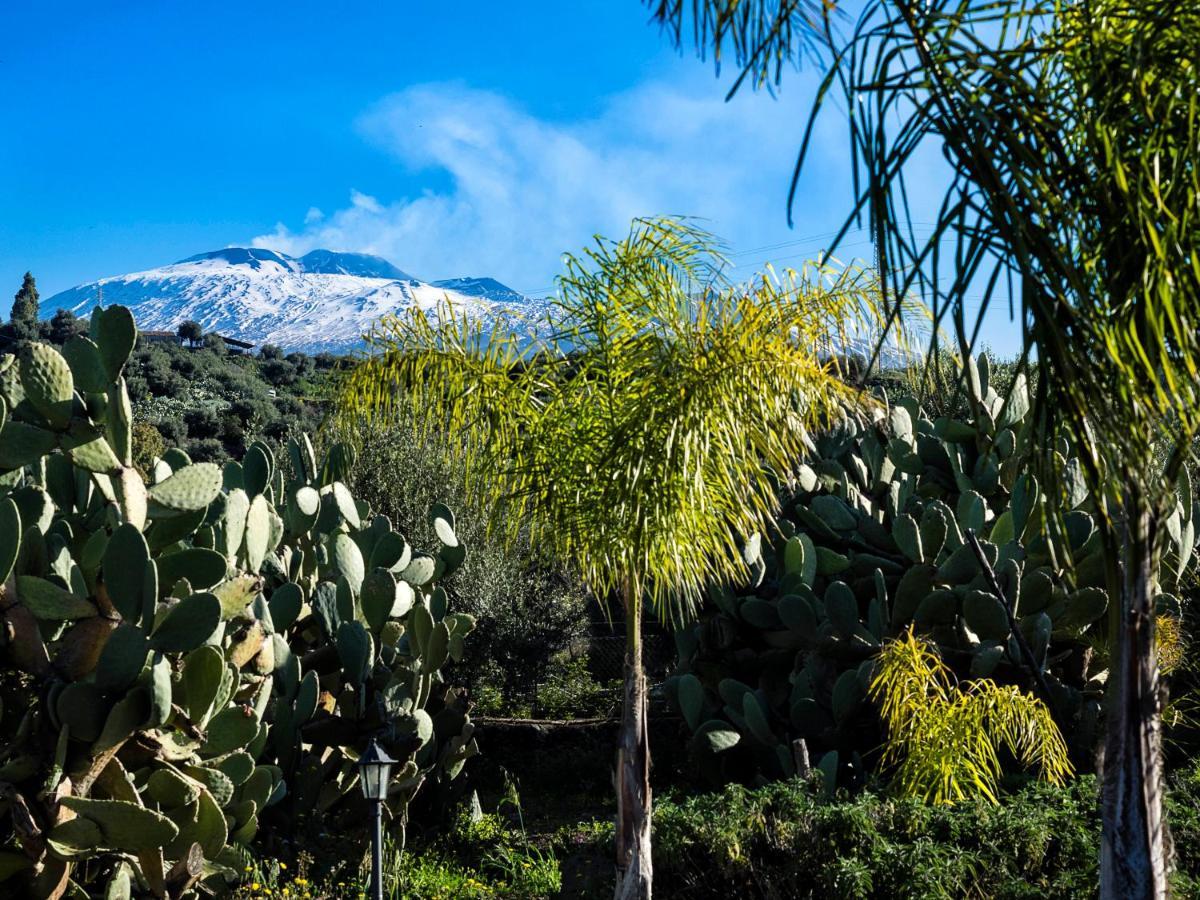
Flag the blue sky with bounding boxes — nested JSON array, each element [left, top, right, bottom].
[[1, 0, 1020, 354]]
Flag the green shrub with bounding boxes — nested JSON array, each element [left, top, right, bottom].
[[646, 769, 1200, 899], [650, 777, 1099, 898]]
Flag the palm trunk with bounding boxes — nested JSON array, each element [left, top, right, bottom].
[[614, 585, 652, 900], [1100, 502, 1167, 899]]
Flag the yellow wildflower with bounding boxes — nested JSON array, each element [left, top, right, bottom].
[[251, 884, 261, 892], [279, 862, 287, 870]]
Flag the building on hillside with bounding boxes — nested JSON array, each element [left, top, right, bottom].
[[139, 330, 254, 354], [216, 334, 254, 354]]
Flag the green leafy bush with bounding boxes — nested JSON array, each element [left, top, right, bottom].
[[646, 767, 1200, 899], [650, 776, 1100, 898]]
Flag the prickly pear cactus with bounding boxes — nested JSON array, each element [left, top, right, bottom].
[[251, 442, 479, 843], [0, 307, 477, 897], [668, 355, 1196, 788]]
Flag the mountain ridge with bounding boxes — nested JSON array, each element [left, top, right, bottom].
[[40, 248, 545, 353]]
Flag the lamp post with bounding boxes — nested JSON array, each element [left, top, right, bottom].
[[357, 739, 396, 900]]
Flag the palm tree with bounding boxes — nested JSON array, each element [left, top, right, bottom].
[[336, 217, 886, 899], [647, 1, 1200, 895]]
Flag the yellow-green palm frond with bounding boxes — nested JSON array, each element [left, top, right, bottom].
[[871, 628, 1073, 806], [1157, 614, 1187, 677], [334, 216, 887, 625]]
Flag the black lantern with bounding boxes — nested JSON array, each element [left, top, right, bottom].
[[357, 739, 396, 900], [358, 739, 396, 802]]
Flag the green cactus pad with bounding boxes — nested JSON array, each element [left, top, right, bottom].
[[93, 687, 151, 753], [212, 574, 260, 619], [150, 593, 221, 652], [692, 719, 741, 754], [46, 816, 104, 858], [391, 580, 416, 619], [183, 765, 236, 808], [244, 494, 270, 572], [1057, 587, 1109, 633], [156, 548, 228, 592], [182, 646, 225, 725], [201, 707, 261, 758], [148, 463, 223, 515], [95, 623, 150, 693], [64, 430, 122, 473], [815, 546, 851, 576], [778, 593, 818, 634], [20, 343, 75, 430], [61, 335, 108, 393], [1011, 474, 1038, 541], [430, 502, 458, 547], [893, 514, 923, 563], [214, 751, 256, 787], [400, 553, 436, 587], [90, 305, 137, 381], [0, 497, 20, 585], [241, 445, 272, 498], [936, 543, 981, 584], [739, 692, 773, 745], [914, 590, 957, 629], [971, 644, 1007, 677], [962, 590, 1010, 640], [0, 421, 59, 471], [370, 531, 411, 572], [106, 378, 133, 466], [336, 621, 374, 684], [421, 622, 451, 673], [56, 681, 108, 742], [146, 769, 202, 809], [957, 490, 987, 535], [293, 484, 319, 519], [409, 602, 434, 651], [332, 533, 365, 593], [361, 569, 398, 632], [16, 575, 96, 620], [832, 669, 862, 722], [267, 582, 303, 631], [824, 582, 859, 639], [329, 481, 361, 529], [739, 598, 781, 629], [222, 489, 250, 559], [810, 495, 857, 532], [59, 797, 179, 852]]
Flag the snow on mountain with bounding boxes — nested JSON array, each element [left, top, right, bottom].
[[40, 249, 547, 353], [430, 277, 528, 306]]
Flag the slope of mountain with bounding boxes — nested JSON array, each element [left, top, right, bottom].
[[41, 249, 545, 353]]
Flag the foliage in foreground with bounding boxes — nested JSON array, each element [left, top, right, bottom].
[[228, 766, 1200, 899], [0, 310, 475, 897], [870, 628, 1070, 805], [649, 770, 1200, 899]]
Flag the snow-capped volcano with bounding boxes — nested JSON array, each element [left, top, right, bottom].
[[40, 249, 548, 353]]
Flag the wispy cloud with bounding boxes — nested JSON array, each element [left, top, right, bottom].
[[251, 76, 855, 293]]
